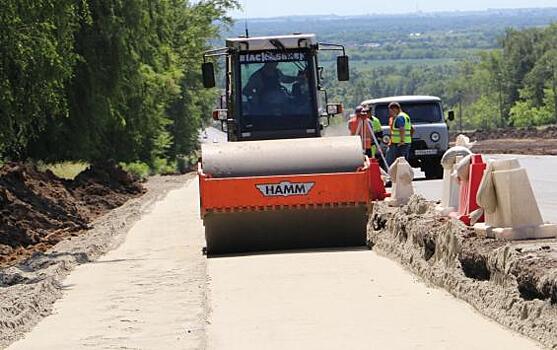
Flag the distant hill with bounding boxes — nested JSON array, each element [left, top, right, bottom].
[[226, 7, 557, 47]]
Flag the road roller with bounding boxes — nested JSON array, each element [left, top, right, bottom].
[[199, 34, 387, 255]]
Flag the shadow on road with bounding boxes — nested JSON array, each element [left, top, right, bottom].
[[206, 245, 371, 259]]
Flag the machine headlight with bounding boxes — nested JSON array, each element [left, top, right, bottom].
[[382, 135, 391, 144], [430, 132, 440, 142]]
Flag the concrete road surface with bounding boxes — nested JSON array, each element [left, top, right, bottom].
[[10, 169, 545, 349], [207, 249, 539, 349]]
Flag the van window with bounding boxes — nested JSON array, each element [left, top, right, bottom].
[[373, 102, 443, 125]]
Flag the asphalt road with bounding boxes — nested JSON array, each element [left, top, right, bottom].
[[200, 126, 228, 144]]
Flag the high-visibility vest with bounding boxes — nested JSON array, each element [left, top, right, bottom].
[[371, 116, 381, 134], [348, 116, 381, 156], [369, 116, 382, 157], [389, 112, 412, 144]]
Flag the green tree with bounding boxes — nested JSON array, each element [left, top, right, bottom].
[[0, 0, 86, 159], [25, 0, 237, 166]]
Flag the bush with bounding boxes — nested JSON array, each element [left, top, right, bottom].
[[149, 157, 176, 175], [176, 152, 200, 174], [36, 161, 89, 180], [176, 156, 189, 174], [509, 100, 553, 127], [120, 162, 150, 180]]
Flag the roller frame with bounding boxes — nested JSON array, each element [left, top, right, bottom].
[[198, 159, 387, 255]]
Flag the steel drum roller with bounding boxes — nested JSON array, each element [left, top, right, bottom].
[[201, 136, 366, 178], [200, 136, 369, 255]]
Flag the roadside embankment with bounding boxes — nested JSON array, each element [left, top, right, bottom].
[[452, 127, 557, 155], [369, 196, 557, 348], [0, 162, 144, 266]]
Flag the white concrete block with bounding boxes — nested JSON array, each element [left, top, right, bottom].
[[475, 158, 553, 241], [386, 157, 414, 207]]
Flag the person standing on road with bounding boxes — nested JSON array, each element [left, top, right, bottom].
[[386, 101, 412, 166], [366, 107, 388, 170], [348, 105, 383, 158]]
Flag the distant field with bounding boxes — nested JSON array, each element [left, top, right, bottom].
[[321, 58, 458, 71]]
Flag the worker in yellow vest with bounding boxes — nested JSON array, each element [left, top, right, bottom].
[[386, 101, 412, 166]]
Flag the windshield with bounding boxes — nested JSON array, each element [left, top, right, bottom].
[[239, 51, 314, 131], [373, 102, 443, 125]]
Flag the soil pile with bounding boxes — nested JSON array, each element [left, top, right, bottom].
[[0, 162, 145, 266], [452, 126, 557, 155], [459, 126, 557, 141], [68, 161, 145, 216]]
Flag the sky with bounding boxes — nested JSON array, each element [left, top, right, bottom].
[[230, 0, 557, 18]]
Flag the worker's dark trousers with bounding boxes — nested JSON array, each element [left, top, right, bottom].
[[376, 154, 388, 172], [387, 144, 410, 166]]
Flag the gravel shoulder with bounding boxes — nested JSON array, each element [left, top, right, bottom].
[[0, 174, 195, 349]]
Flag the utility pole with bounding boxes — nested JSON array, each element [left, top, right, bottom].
[[497, 72, 503, 129], [553, 61, 557, 123], [458, 90, 463, 132]]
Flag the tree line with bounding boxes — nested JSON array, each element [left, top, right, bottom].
[[325, 23, 557, 130], [453, 24, 557, 129], [0, 0, 237, 167]]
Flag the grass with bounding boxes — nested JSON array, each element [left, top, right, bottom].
[[37, 161, 90, 180], [33, 156, 190, 182], [120, 161, 151, 180]]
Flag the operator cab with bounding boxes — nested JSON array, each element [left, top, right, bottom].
[[202, 34, 349, 141], [239, 50, 314, 136]]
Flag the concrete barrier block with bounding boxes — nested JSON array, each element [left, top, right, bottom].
[[385, 157, 414, 207], [492, 224, 557, 241], [475, 157, 553, 241]]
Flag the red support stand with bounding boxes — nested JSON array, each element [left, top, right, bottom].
[[455, 154, 486, 225], [368, 158, 389, 200]]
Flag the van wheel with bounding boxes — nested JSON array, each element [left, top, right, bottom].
[[423, 160, 443, 179]]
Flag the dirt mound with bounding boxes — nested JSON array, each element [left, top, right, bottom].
[[458, 126, 557, 141], [452, 126, 557, 155], [0, 162, 145, 266], [68, 161, 145, 217]]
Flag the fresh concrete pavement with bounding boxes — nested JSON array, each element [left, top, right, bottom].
[[207, 248, 540, 349]]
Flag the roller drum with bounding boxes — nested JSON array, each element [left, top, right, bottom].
[[204, 205, 369, 255], [201, 136, 365, 178], [201, 136, 370, 255]]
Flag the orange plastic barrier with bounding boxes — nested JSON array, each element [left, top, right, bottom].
[[455, 154, 486, 225]]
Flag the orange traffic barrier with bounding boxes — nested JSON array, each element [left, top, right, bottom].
[[453, 154, 486, 225]]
